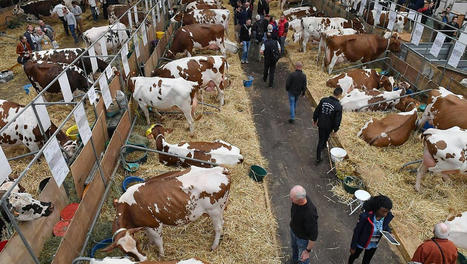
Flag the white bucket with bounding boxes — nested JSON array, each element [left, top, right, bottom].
[[330, 147, 347, 162]]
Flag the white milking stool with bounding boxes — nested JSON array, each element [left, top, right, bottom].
[[348, 190, 371, 215]]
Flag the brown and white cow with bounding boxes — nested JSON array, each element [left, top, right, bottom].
[[102, 166, 231, 261], [0, 99, 77, 158], [185, 2, 224, 12], [13, 0, 60, 18], [166, 24, 238, 58], [152, 56, 228, 105], [31, 48, 108, 74], [171, 9, 230, 32], [417, 87, 467, 130], [128, 75, 200, 133], [364, 10, 408, 33], [147, 124, 243, 167], [326, 69, 395, 94], [90, 257, 209, 264], [415, 126, 467, 191], [324, 32, 401, 74], [340, 88, 404, 111], [358, 109, 417, 147], [23, 60, 93, 94], [283, 6, 324, 21], [289, 17, 365, 52]]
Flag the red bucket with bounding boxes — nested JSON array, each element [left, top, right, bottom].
[[60, 203, 79, 221]]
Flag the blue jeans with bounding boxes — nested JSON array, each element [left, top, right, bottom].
[[69, 24, 78, 43], [90, 6, 98, 21], [291, 228, 310, 264], [280, 36, 286, 55], [242, 41, 250, 61], [288, 92, 298, 120]]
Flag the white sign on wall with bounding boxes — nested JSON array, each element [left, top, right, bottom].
[[0, 147, 12, 184], [448, 41, 466, 68], [99, 75, 112, 109], [35, 96, 52, 130], [145, 0, 148, 12], [128, 11, 133, 29], [58, 73, 73, 103], [374, 4, 382, 25], [99, 38, 108, 57], [141, 24, 148, 46], [429, 32, 446, 57], [152, 8, 157, 26], [134, 34, 140, 58], [134, 6, 139, 24], [43, 136, 70, 187], [390, 2, 396, 11], [411, 23, 424, 46], [105, 65, 113, 80], [358, 0, 367, 16], [156, 0, 161, 22], [121, 43, 130, 76], [162, 0, 166, 14], [73, 102, 92, 145], [387, 11, 396, 31], [88, 46, 98, 74], [87, 86, 98, 105], [408, 10, 416, 20]]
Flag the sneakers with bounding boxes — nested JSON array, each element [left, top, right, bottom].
[[245, 60, 249, 64], [288, 119, 294, 124], [241, 60, 245, 64]]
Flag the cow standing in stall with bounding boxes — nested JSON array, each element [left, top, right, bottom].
[[171, 9, 230, 32], [31, 48, 108, 74], [151, 56, 228, 105], [83, 23, 129, 56], [147, 124, 243, 167], [364, 10, 408, 33], [102, 166, 231, 261], [0, 99, 77, 158], [283, 6, 324, 21]]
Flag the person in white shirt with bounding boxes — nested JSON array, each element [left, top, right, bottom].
[[52, 1, 69, 36], [32, 27, 45, 51], [63, 8, 79, 43], [71, 1, 83, 34], [89, 0, 98, 21]]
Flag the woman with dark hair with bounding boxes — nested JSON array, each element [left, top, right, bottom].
[[348, 195, 394, 264]]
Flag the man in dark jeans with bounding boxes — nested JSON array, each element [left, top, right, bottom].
[[260, 32, 280, 88], [289, 185, 318, 264], [312, 87, 343, 164], [285, 61, 307, 123]]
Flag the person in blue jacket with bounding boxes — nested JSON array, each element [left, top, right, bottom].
[[348, 195, 394, 264]]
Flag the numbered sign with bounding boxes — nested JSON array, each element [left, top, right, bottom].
[[141, 24, 148, 46], [0, 147, 12, 184], [411, 23, 424, 46], [58, 73, 73, 102], [429, 32, 446, 57], [387, 11, 396, 31], [99, 75, 112, 109], [448, 41, 466, 68], [43, 136, 70, 187], [408, 10, 416, 20], [390, 2, 396, 11], [128, 10, 133, 29], [134, 34, 140, 58], [74, 102, 92, 145], [87, 86, 98, 105], [35, 96, 52, 130], [88, 46, 98, 74], [374, 4, 382, 25], [105, 65, 113, 80], [152, 8, 157, 26], [99, 38, 108, 57], [134, 6, 139, 24]]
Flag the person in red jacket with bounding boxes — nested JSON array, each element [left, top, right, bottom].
[[277, 15, 288, 56], [411, 223, 458, 264], [16, 35, 32, 64]]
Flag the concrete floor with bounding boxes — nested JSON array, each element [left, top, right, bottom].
[[242, 57, 404, 264]]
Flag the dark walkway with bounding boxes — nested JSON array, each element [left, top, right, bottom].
[[243, 58, 403, 264]]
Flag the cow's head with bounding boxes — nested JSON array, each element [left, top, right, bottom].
[[12, 5, 24, 15], [0, 191, 53, 221], [146, 124, 172, 139], [102, 227, 147, 261], [379, 76, 395, 91], [166, 49, 175, 59], [126, 72, 138, 93], [224, 39, 239, 54], [171, 12, 182, 23], [387, 33, 401, 53], [62, 140, 78, 159]]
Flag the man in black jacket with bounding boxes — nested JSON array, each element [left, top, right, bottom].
[[257, 0, 269, 18], [289, 185, 318, 264], [260, 32, 280, 88], [286, 61, 307, 123], [312, 87, 343, 164], [239, 19, 252, 63]]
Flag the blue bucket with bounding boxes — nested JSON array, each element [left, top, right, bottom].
[[122, 176, 145, 192], [90, 238, 113, 258], [243, 76, 254, 87], [422, 121, 434, 132], [23, 84, 32, 95]]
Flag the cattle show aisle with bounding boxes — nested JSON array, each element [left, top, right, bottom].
[[284, 16, 467, 260]]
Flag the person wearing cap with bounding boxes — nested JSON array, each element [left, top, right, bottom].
[[411, 223, 458, 264], [260, 31, 280, 88], [289, 185, 318, 264]]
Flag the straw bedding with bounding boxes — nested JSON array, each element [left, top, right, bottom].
[[286, 36, 467, 254]]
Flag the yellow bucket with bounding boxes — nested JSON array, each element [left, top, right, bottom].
[[66, 125, 79, 140], [156, 31, 165, 39]]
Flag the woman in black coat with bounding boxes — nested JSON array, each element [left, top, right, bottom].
[[348, 195, 394, 264]]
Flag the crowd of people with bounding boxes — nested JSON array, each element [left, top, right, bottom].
[[16, 20, 57, 64]]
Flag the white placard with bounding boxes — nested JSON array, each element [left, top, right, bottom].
[[459, 33, 467, 45], [411, 23, 424, 46], [73, 102, 92, 145], [58, 73, 73, 103], [99, 38, 108, 57], [105, 65, 113, 80], [387, 11, 396, 30], [429, 32, 446, 57], [353, 0, 358, 10], [448, 41, 466, 68], [141, 24, 148, 46], [358, 0, 366, 16], [162, 0, 166, 14], [408, 10, 416, 20], [416, 13, 422, 23], [374, 4, 382, 25], [87, 86, 98, 105], [122, 42, 129, 56], [88, 46, 98, 74], [134, 6, 139, 24], [134, 35, 141, 58], [43, 136, 70, 187], [121, 43, 130, 76], [145, 0, 148, 12], [0, 147, 12, 184], [390, 2, 396, 11], [99, 75, 113, 109], [35, 96, 51, 130], [152, 8, 157, 26], [156, 0, 161, 22], [128, 10, 133, 29]]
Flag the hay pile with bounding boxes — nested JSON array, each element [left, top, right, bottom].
[[285, 35, 467, 255]]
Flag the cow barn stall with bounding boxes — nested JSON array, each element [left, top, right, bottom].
[[285, 26, 467, 258]]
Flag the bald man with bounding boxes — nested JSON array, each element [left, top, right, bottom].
[[285, 61, 307, 123], [411, 223, 458, 264], [289, 185, 318, 264]]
